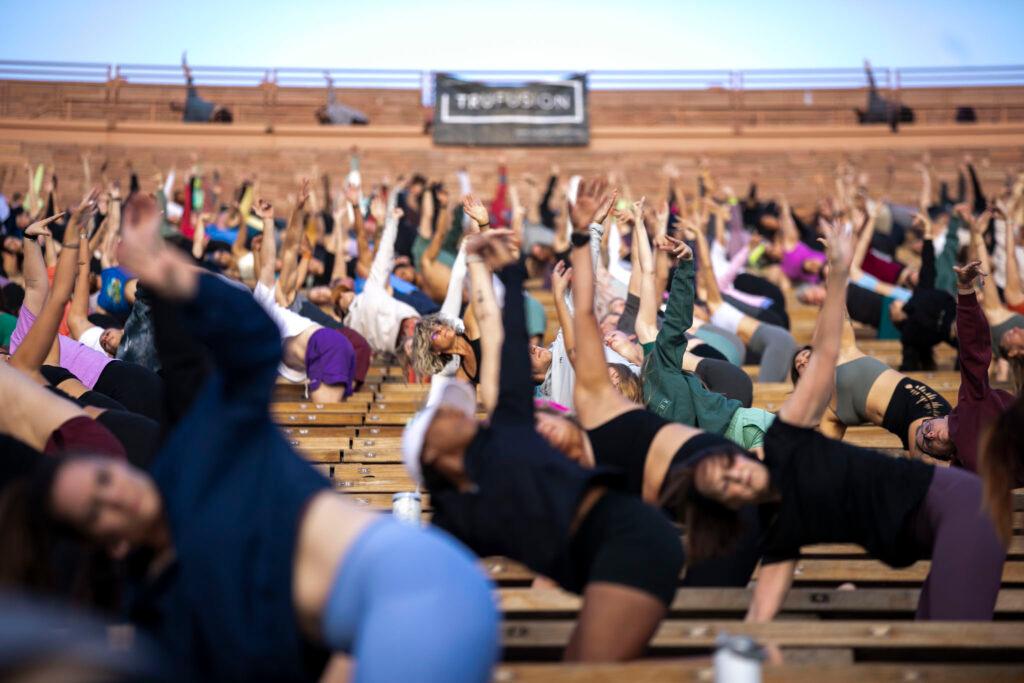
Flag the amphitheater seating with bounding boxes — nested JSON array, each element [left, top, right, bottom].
[[6, 74, 1024, 679], [262, 320, 1023, 677]]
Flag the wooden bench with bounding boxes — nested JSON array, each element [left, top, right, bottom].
[[481, 557, 1024, 587], [498, 586, 1024, 617], [498, 620, 1024, 657], [496, 662, 1024, 682]]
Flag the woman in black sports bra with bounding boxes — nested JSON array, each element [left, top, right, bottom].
[[412, 316, 482, 384]]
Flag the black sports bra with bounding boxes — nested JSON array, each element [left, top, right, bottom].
[[586, 409, 670, 496], [463, 336, 482, 385]]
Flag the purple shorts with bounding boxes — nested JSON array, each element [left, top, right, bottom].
[[306, 328, 356, 396]]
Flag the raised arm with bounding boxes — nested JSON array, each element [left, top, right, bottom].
[[464, 234, 505, 415], [952, 261, 995, 426], [915, 213, 937, 290], [849, 206, 878, 276], [777, 195, 800, 247], [964, 208, 1002, 312], [118, 192, 280, 403], [633, 206, 660, 345], [1002, 213, 1023, 308], [11, 215, 82, 373], [253, 198, 277, 287], [21, 212, 68, 312], [367, 201, 402, 289], [650, 233, 696, 373], [191, 211, 208, 260], [568, 178, 634, 416], [777, 220, 853, 428], [277, 179, 312, 295], [551, 259, 575, 363], [464, 230, 523, 421], [67, 223, 95, 340]]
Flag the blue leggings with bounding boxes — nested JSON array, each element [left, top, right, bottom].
[[322, 518, 499, 683]]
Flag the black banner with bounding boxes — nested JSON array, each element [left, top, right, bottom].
[[432, 73, 589, 147]]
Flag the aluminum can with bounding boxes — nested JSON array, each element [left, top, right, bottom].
[[392, 492, 422, 525], [714, 632, 764, 683]]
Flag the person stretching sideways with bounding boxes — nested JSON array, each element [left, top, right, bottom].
[[15, 192, 498, 682]]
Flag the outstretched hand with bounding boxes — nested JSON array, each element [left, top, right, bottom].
[[117, 193, 164, 278], [592, 186, 619, 225], [462, 195, 490, 227], [297, 178, 312, 208], [953, 260, 987, 291], [253, 198, 273, 221], [465, 228, 516, 271], [817, 218, 855, 275], [24, 213, 64, 239], [654, 235, 692, 261], [551, 260, 573, 298], [570, 177, 614, 232]]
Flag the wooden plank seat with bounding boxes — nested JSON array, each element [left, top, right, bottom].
[[332, 463, 419, 492], [498, 586, 1024, 617], [496, 663, 1024, 682], [341, 448, 403, 464], [356, 426, 405, 438], [273, 412, 363, 426], [363, 411, 419, 425], [340, 492, 431, 510], [498, 620, 1024, 656], [279, 426, 357, 439], [288, 435, 351, 451], [271, 402, 370, 414], [481, 557, 1024, 586]]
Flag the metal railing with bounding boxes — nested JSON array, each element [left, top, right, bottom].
[[1, 59, 1022, 92], [2, 59, 1022, 127]]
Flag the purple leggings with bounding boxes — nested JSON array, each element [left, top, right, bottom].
[[909, 466, 1006, 620]]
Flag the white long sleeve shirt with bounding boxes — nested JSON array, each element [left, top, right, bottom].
[[343, 196, 420, 353]]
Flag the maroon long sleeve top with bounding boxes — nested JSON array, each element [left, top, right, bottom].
[[948, 292, 1017, 477]]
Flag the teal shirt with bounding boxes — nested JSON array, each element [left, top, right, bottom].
[[0, 312, 16, 347], [641, 259, 741, 433], [934, 215, 961, 296], [524, 292, 547, 339]]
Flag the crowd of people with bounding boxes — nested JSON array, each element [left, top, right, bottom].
[[0, 143, 1021, 681]]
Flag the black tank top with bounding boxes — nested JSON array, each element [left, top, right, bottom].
[[586, 409, 671, 496], [463, 336, 482, 385]]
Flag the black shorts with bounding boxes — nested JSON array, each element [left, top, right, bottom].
[[567, 490, 684, 606], [881, 379, 951, 449]]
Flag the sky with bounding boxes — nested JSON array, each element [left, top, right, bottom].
[[2, 0, 1023, 75]]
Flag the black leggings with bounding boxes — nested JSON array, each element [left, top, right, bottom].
[[733, 273, 790, 330], [568, 491, 684, 606], [93, 361, 163, 422], [695, 358, 753, 408], [95, 409, 160, 468]]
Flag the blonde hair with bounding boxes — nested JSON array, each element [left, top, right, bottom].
[[609, 363, 643, 404], [411, 315, 453, 376]]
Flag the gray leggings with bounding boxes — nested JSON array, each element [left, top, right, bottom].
[[909, 466, 1005, 620], [748, 323, 798, 383]]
